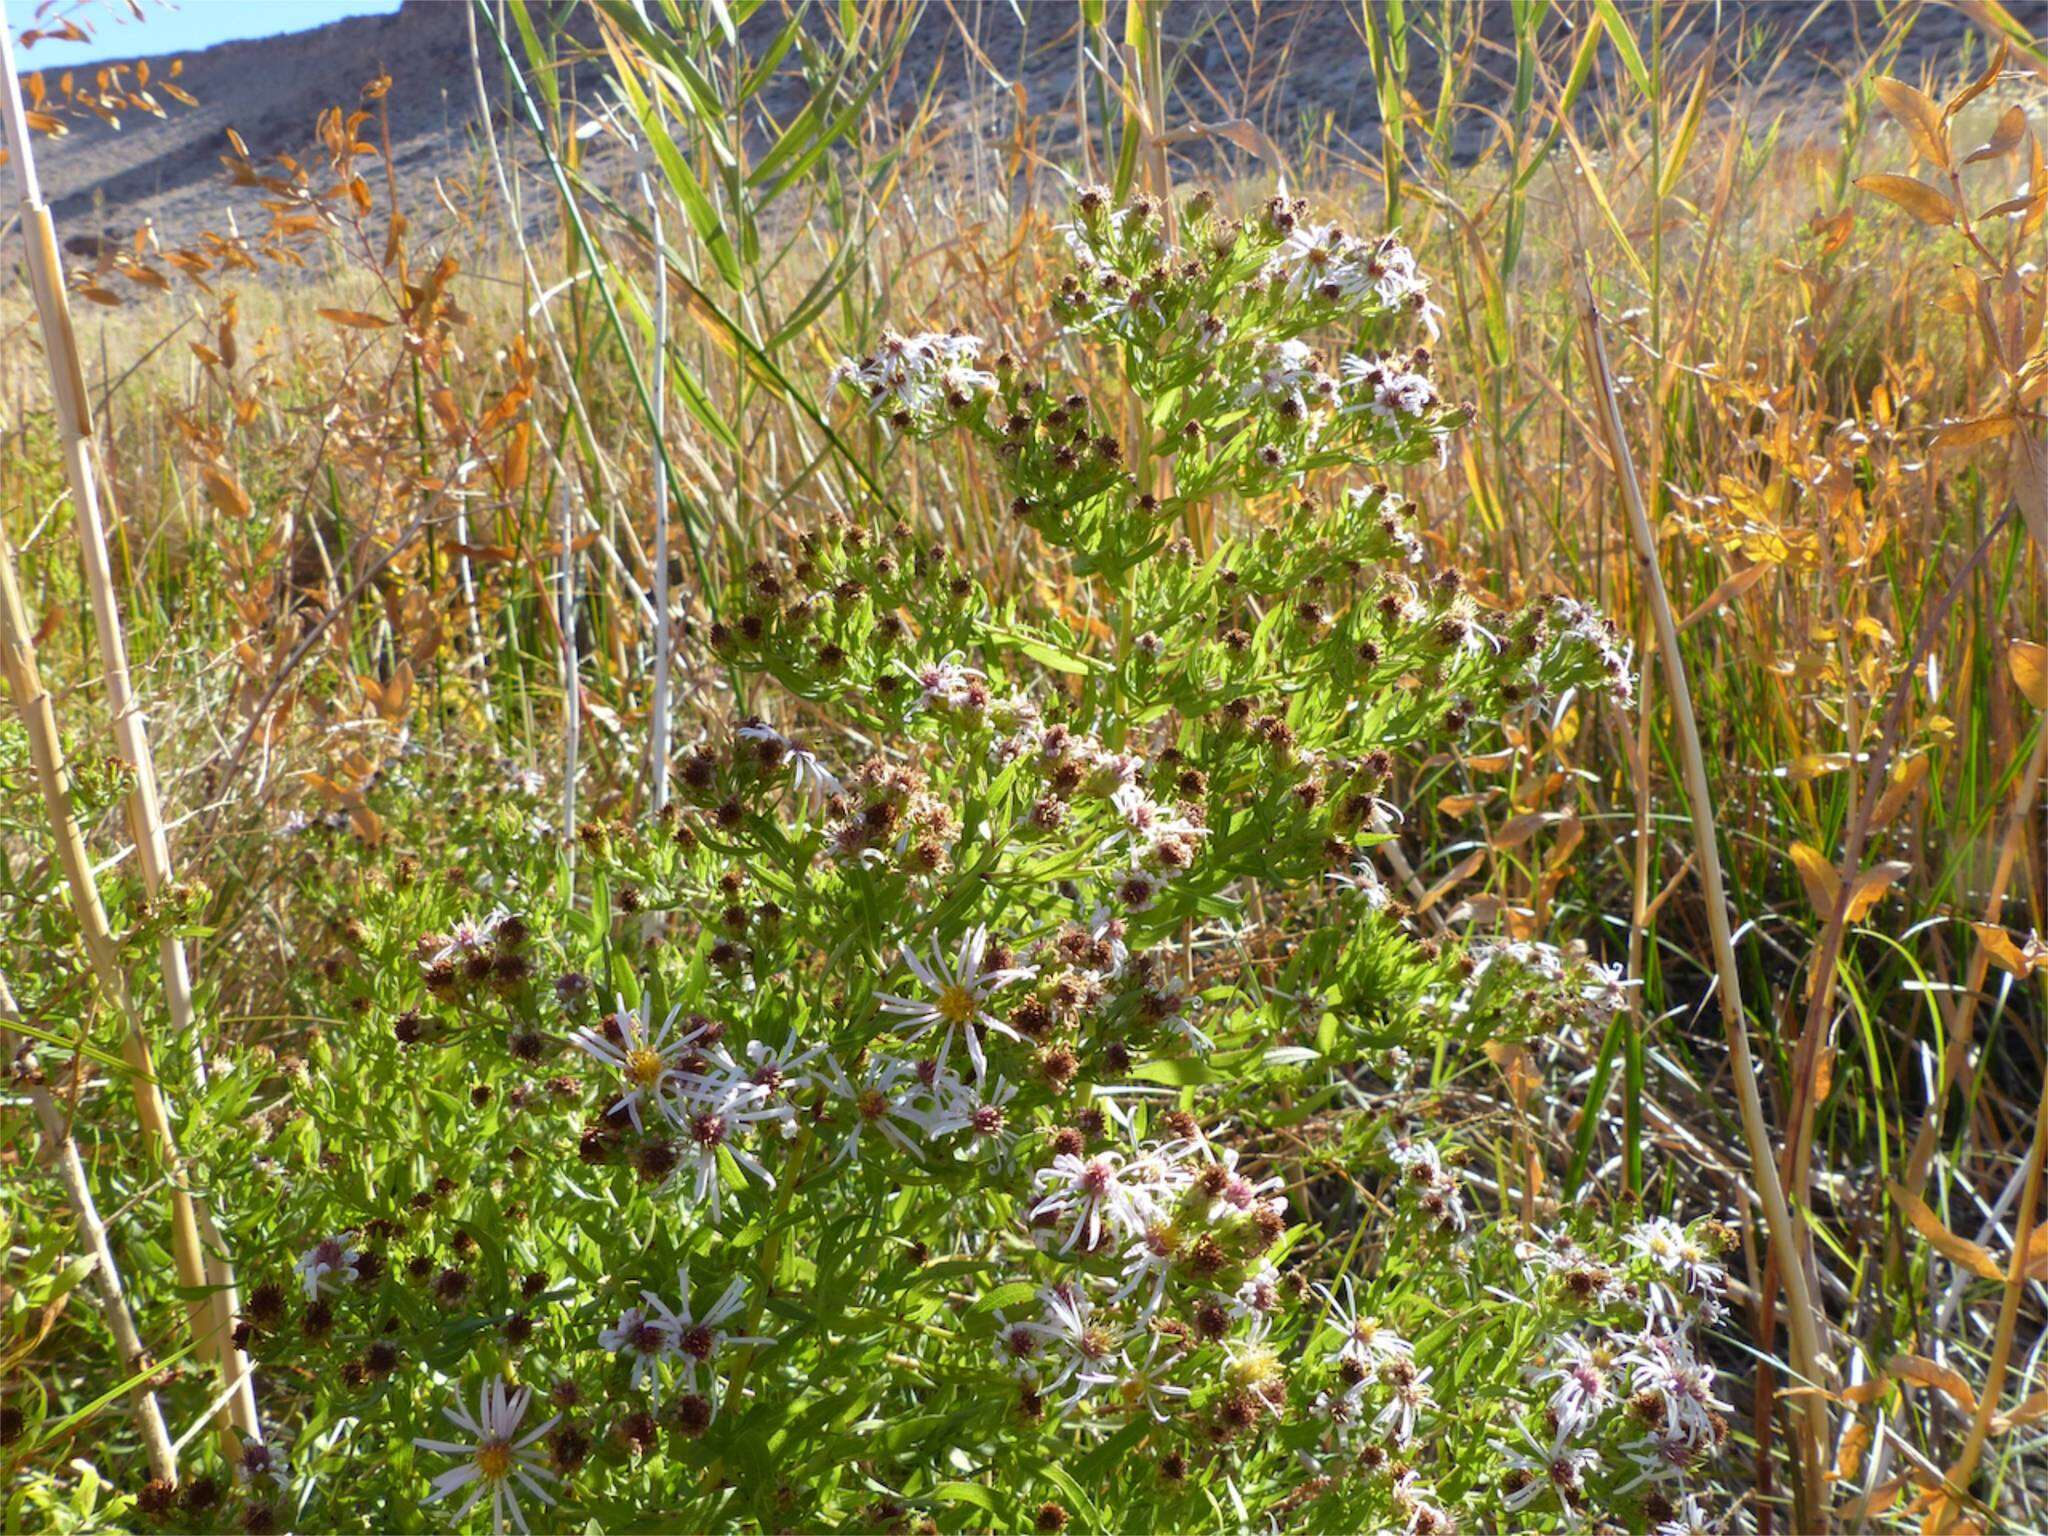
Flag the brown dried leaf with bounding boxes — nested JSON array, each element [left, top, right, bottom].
[[1888, 1182, 2005, 1282], [1992, 1388, 2048, 1434], [317, 308, 391, 330], [1965, 104, 2028, 165], [1491, 810, 1562, 851], [349, 804, 384, 845], [1889, 1352, 1980, 1411], [1416, 849, 1487, 915], [200, 466, 251, 518]]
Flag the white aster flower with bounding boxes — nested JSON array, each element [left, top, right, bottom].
[[599, 1304, 678, 1400], [568, 995, 710, 1132], [295, 1235, 362, 1298], [1031, 1150, 1159, 1254], [642, 1266, 773, 1418], [1024, 1283, 1125, 1405], [876, 924, 1036, 1084], [823, 1053, 934, 1163], [412, 1380, 558, 1535], [1534, 1334, 1618, 1439]]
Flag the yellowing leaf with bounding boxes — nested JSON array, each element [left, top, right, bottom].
[[381, 661, 414, 723], [1973, 922, 2048, 977], [1789, 842, 1840, 917], [1870, 756, 1929, 830], [1784, 752, 1852, 784], [2023, 1223, 2048, 1282], [1682, 562, 1771, 629], [2009, 640, 2048, 708], [1931, 412, 2015, 451], [1873, 77, 1952, 169], [317, 307, 392, 330], [1855, 173, 1957, 226], [1889, 1181, 2006, 1282], [1834, 1417, 1873, 1482], [1844, 861, 1912, 922], [1436, 789, 1499, 816]]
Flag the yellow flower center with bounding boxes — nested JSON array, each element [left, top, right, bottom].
[[935, 983, 977, 1026], [474, 1439, 515, 1481], [625, 1047, 666, 1087], [1226, 1345, 1280, 1389]]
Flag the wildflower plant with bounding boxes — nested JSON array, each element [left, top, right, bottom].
[[171, 188, 1736, 1534]]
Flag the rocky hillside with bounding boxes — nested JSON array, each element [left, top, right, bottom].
[[11, 0, 2030, 262]]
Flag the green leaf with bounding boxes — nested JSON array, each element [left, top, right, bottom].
[[972, 1280, 1037, 1315], [928, 1481, 997, 1513], [1590, 0, 1653, 98], [1130, 1057, 1225, 1087]]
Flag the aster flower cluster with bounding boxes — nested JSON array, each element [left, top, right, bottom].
[[170, 185, 1753, 1536], [830, 327, 997, 434]]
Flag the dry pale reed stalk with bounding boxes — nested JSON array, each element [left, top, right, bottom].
[[0, 972, 178, 1482], [0, 26, 258, 1449], [1576, 273, 1834, 1527], [560, 473, 581, 844], [0, 519, 241, 1463], [643, 108, 675, 815], [462, 2, 659, 629]]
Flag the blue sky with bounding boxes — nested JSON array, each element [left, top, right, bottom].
[[5, 1, 401, 71]]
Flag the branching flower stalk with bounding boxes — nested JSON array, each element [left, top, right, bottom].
[[185, 183, 1714, 1533]]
